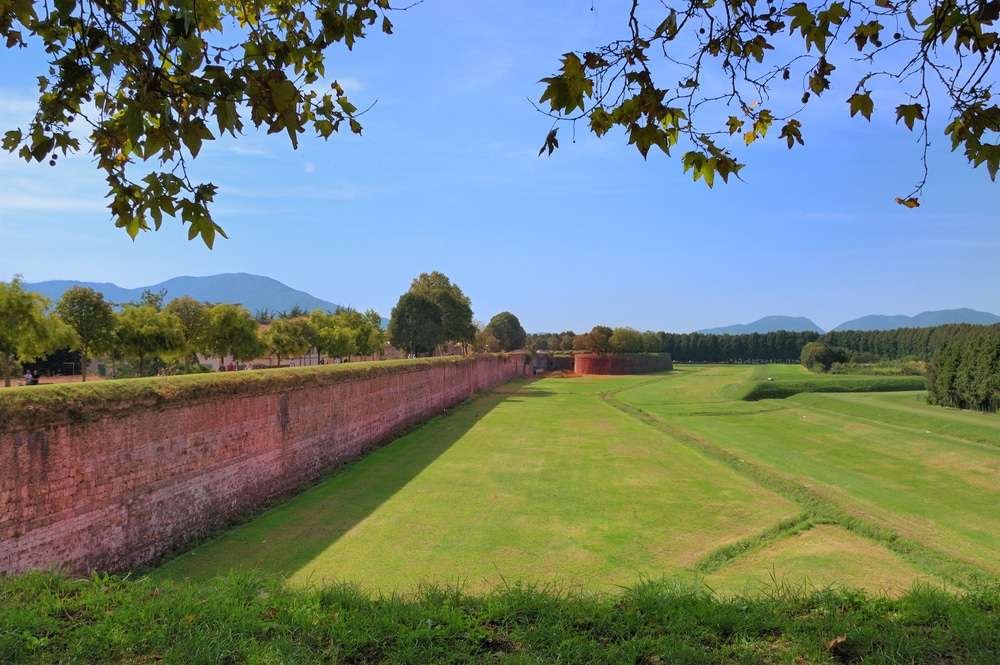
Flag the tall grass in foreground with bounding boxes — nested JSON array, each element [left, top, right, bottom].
[[2, 571, 998, 664]]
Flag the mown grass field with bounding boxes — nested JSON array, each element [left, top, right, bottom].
[[154, 364, 1000, 597]]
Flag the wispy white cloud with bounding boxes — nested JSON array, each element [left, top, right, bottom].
[[228, 145, 272, 157]]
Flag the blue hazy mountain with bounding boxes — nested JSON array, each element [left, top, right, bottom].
[[698, 316, 825, 335], [698, 309, 1000, 335], [832, 308, 1000, 331], [26, 273, 342, 315]]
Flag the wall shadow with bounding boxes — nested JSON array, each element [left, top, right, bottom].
[[153, 377, 553, 581]]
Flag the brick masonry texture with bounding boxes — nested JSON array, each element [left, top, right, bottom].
[[0, 355, 525, 576], [573, 354, 674, 375]]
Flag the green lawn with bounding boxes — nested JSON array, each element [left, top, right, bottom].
[[154, 366, 999, 596], [155, 376, 796, 592], [615, 368, 1000, 586]]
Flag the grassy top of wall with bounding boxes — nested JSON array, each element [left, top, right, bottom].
[[740, 374, 927, 401], [0, 356, 513, 431]]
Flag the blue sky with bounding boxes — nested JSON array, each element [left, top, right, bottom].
[[1, 0, 997, 334]]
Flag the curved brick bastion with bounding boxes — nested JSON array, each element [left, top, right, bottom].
[[573, 353, 673, 375], [0, 355, 524, 576]]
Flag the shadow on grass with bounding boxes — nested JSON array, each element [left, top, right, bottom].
[[152, 378, 553, 582]]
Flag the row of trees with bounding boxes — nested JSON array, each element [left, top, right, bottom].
[[927, 331, 1000, 412], [3, 272, 528, 386], [531, 324, 1000, 367], [529, 327, 817, 363], [0, 277, 389, 386]]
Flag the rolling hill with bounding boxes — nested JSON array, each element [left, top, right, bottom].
[[698, 309, 999, 334], [698, 316, 825, 335], [26, 273, 342, 316], [832, 308, 1000, 331]]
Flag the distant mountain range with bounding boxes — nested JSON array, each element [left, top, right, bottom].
[[698, 316, 825, 335], [831, 309, 1000, 331], [26, 273, 342, 316], [699, 309, 1000, 335]]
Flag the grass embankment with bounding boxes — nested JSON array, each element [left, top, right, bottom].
[[0, 356, 489, 429], [612, 365, 1000, 589], [3, 571, 998, 664], [739, 364, 926, 401]]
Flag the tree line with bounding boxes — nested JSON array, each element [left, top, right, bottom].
[[529, 327, 818, 364], [530, 323, 1000, 368], [0, 276, 387, 386], [1, 272, 530, 387], [927, 329, 1000, 413]]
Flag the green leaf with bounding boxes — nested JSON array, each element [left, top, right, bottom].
[[2, 129, 22, 152], [538, 53, 593, 114], [894, 103, 924, 130], [653, 10, 678, 40], [53, 0, 76, 16], [180, 119, 214, 158], [589, 108, 613, 136], [337, 97, 357, 114], [779, 119, 804, 148], [271, 80, 297, 108], [847, 92, 874, 120]]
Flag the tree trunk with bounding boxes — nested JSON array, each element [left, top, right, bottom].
[[81, 351, 89, 382], [2, 352, 10, 388]]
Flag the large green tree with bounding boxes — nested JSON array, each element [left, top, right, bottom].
[[609, 327, 644, 354], [206, 303, 261, 365], [407, 272, 476, 351], [163, 295, 211, 371], [0, 277, 71, 386], [114, 305, 186, 376], [262, 317, 312, 366], [388, 292, 444, 357], [55, 286, 116, 381], [483, 312, 527, 353]]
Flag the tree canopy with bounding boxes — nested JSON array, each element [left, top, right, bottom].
[[55, 286, 116, 381], [115, 305, 186, 375], [407, 272, 476, 349], [5, 0, 995, 244], [483, 312, 527, 353], [538, 0, 999, 205], [206, 303, 261, 363], [2, 0, 393, 246], [387, 292, 444, 356], [0, 277, 71, 386]]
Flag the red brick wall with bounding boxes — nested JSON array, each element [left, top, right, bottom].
[[0, 355, 524, 576], [573, 354, 673, 375]]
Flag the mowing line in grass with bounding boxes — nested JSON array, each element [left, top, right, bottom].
[[602, 379, 996, 590]]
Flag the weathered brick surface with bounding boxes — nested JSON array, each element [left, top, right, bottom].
[[0, 356, 524, 576], [573, 354, 673, 375]]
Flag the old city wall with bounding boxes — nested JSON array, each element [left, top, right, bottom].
[[0, 355, 524, 576], [573, 353, 673, 375]]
